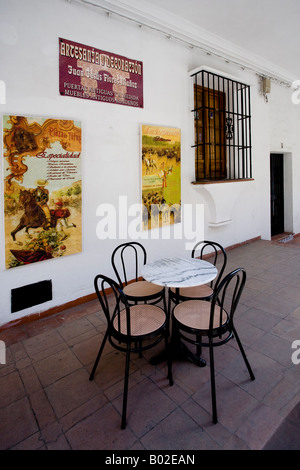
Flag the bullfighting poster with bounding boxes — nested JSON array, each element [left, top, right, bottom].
[[141, 124, 181, 230], [3, 115, 82, 269]]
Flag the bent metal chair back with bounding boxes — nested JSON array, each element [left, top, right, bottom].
[[112, 241, 166, 307], [171, 268, 255, 424], [168, 241, 227, 312], [89, 274, 173, 429]]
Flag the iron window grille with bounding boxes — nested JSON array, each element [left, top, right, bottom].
[[191, 69, 252, 182]]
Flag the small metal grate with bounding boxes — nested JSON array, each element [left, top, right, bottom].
[[191, 69, 252, 182]]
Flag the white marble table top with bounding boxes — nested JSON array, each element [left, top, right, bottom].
[[141, 256, 218, 288]]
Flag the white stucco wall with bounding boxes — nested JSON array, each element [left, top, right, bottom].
[[0, 0, 299, 327], [268, 83, 300, 234]]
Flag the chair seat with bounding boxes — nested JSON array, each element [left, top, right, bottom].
[[170, 284, 213, 299], [113, 304, 166, 336], [123, 280, 163, 298], [173, 300, 227, 331]]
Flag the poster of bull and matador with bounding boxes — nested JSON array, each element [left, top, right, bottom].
[[3, 115, 82, 269], [141, 124, 181, 230]]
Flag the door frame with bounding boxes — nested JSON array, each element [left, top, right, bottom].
[[194, 85, 226, 180]]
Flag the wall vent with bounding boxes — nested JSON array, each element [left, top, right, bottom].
[[11, 280, 52, 313]]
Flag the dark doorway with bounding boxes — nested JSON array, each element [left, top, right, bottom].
[[270, 153, 284, 236]]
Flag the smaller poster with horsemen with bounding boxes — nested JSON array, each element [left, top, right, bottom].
[[3, 115, 82, 269], [141, 124, 181, 230]]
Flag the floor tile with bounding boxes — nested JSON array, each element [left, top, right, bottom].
[[0, 239, 299, 450]]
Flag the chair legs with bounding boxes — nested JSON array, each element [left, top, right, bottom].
[[209, 339, 218, 424], [165, 333, 174, 386], [90, 330, 172, 429], [121, 344, 131, 429], [196, 334, 202, 358], [89, 333, 131, 430]]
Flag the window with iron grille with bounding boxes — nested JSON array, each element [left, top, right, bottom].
[[191, 69, 252, 182]]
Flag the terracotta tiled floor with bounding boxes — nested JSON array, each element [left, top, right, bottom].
[[0, 238, 300, 450]]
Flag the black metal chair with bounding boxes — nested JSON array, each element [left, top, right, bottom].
[[168, 241, 227, 313], [112, 241, 166, 307], [171, 268, 255, 424], [89, 274, 173, 429]]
